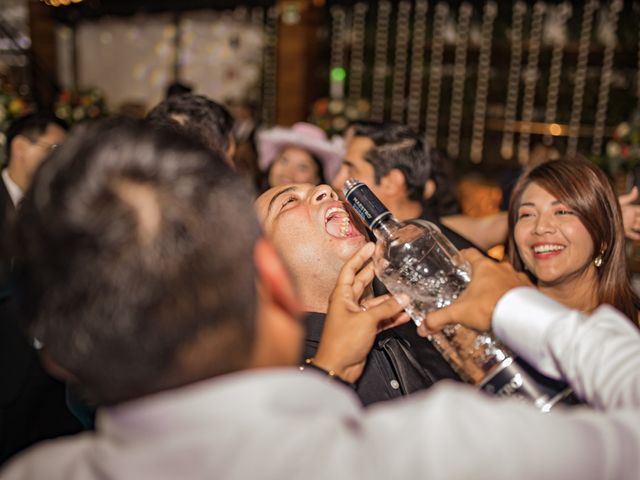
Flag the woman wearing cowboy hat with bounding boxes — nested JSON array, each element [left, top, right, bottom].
[[257, 122, 343, 191]]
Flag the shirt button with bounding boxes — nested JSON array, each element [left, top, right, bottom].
[[390, 379, 400, 390]]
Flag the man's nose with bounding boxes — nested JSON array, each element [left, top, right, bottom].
[[310, 184, 338, 204]]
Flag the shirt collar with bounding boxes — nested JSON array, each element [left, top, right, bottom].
[[2, 168, 24, 207]]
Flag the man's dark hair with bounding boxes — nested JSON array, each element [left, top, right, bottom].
[[146, 93, 234, 156], [165, 81, 193, 98], [14, 118, 259, 405], [350, 122, 432, 202], [5, 112, 68, 166]]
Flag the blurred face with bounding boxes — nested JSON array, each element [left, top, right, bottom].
[[268, 147, 321, 187], [331, 136, 377, 196], [256, 183, 366, 285], [17, 124, 67, 188], [514, 182, 595, 287]]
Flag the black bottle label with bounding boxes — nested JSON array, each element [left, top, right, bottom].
[[480, 359, 552, 409], [344, 181, 391, 229]]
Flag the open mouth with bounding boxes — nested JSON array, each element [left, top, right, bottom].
[[324, 205, 362, 239], [532, 244, 565, 257]]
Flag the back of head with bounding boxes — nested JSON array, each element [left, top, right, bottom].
[[5, 112, 68, 165], [350, 121, 431, 201], [147, 93, 234, 156], [165, 81, 193, 98], [507, 158, 640, 322], [14, 118, 260, 405]]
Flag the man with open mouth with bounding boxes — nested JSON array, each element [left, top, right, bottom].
[[256, 183, 460, 406]]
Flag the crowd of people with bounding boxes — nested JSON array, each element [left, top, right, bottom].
[[0, 92, 639, 479]]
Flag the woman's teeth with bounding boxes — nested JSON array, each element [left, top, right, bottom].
[[533, 244, 564, 253]]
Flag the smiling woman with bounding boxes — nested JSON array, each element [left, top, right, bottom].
[[507, 159, 640, 324], [256, 123, 344, 192]]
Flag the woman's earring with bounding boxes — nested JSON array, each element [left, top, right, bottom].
[[594, 250, 605, 268]]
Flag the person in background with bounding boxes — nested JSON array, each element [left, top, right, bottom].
[[332, 122, 479, 252], [147, 93, 236, 166], [257, 122, 343, 191], [0, 112, 80, 464], [165, 81, 193, 98], [228, 99, 261, 189], [508, 158, 640, 324]]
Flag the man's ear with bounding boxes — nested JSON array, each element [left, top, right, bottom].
[[423, 179, 436, 200], [40, 349, 77, 384], [253, 238, 300, 318]]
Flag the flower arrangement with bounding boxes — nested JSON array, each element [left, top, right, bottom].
[[54, 87, 107, 125], [308, 97, 371, 136]]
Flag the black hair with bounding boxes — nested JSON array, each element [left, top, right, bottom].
[[5, 112, 68, 166], [350, 121, 432, 202], [146, 93, 234, 156], [165, 81, 193, 98], [14, 118, 260, 405]]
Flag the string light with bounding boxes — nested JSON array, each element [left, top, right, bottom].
[[261, 6, 278, 126], [329, 5, 347, 101], [470, 1, 497, 164], [425, 2, 448, 148], [543, 3, 571, 146], [567, 0, 597, 159], [517, 1, 545, 165], [446, 2, 473, 160], [390, 1, 412, 123], [592, 0, 623, 156], [500, 1, 526, 160], [371, 1, 391, 121], [407, 0, 428, 132], [348, 3, 368, 105], [40, 0, 83, 5]]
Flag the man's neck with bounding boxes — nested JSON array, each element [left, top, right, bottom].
[[300, 293, 330, 314], [297, 279, 333, 314], [387, 197, 423, 221], [6, 164, 28, 193]]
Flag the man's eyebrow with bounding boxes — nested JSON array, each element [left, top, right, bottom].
[[267, 186, 298, 217]]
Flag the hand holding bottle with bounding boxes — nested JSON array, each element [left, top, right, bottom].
[[314, 242, 410, 384], [418, 249, 533, 336]]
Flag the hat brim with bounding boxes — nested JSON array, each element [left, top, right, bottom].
[[257, 127, 344, 181]]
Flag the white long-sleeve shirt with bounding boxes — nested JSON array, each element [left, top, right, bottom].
[[2, 287, 639, 480]]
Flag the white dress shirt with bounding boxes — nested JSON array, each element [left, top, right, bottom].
[[2, 287, 639, 480], [1, 169, 23, 208]]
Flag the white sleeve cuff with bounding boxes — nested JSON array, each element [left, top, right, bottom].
[[492, 287, 573, 379]]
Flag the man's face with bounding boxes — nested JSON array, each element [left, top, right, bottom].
[[256, 183, 366, 285], [20, 123, 67, 186], [331, 136, 378, 196]]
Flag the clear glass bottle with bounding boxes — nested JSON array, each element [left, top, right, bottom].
[[344, 178, 566, 411]]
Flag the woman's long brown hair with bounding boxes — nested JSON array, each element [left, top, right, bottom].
[[507, 159, 640, 325]]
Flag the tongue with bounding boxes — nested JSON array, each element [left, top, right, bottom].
[[325, 216, 353, 238]]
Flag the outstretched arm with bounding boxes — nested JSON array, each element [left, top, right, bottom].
[[420, 248, 640, 410], [441, 212, 508, 251]]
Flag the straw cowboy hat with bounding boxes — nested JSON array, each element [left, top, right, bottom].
[[257, 122, 344, 181]]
